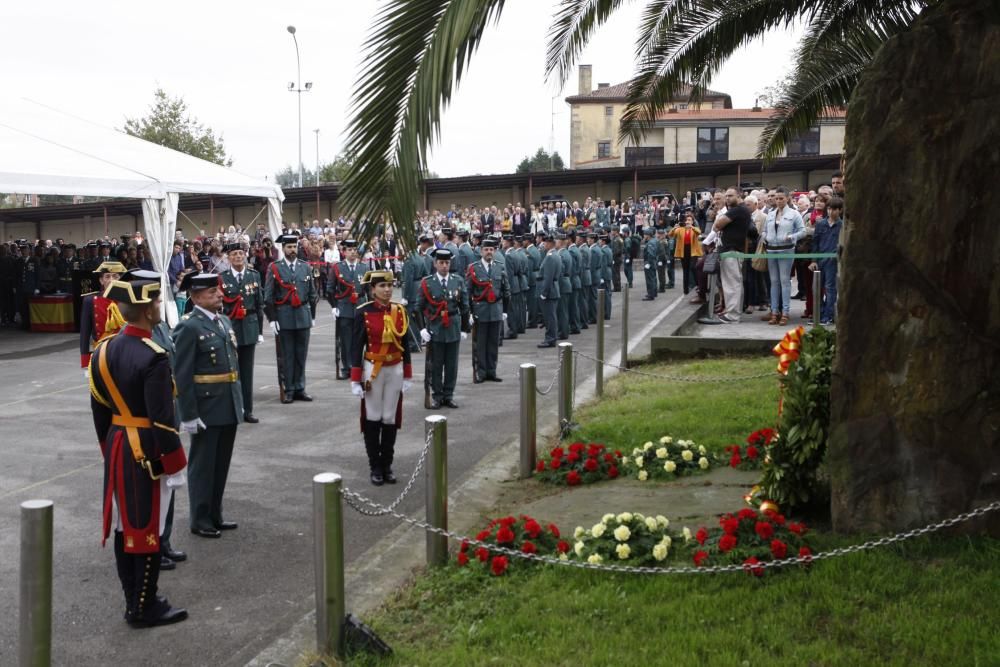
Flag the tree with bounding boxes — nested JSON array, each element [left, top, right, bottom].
[[318, 149, 357, 184], [274, 165, 317, 189], [124, 88, 232, 166], [754, 73, 795, 108], [516, 147, 565, 173]]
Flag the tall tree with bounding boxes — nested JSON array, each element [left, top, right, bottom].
[[516, 147, 566, 173], [274, 165, 317, 189], [319, 149, 358, 184], [124, 88, 232, 166]]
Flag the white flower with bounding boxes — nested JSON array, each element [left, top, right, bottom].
[[574, 541, 586, 556], [638, 470, 648, 481], [559, 552, 569, 561], [634, 456, 644, 468], [660, 535, 672, 549], [655, 447, 668, 459], [664, 461, 677, 473], [634, 513, 645, 522], [591, 523, 606, 538], [616, 543, 631, 560], [656, 515, 669, 528], [652, 543, 668, 561], [698, 445, 707, 455], [632, 447, 642, 457], [643, 441, 654, 451], [616, 512, 633, 524], [683, 527, 692, 542], [588, 553, 603, 564], [574, 526, 586, 539], [682, 449, 694, 462], [698, 456, 710, 470], [613, 525, 632, 542], [645, 517, 658, 531], [659, 436, 673, 445], [601, 513, 615, 525]]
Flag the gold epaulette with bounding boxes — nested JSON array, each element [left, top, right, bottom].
[[141, 338, 166, 354], [82, 291, 99, 297]]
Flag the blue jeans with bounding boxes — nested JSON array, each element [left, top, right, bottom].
[[767, 252, 795, 315], [820, 258, 838, 322]]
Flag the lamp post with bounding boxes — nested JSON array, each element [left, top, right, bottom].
[[314, 128, 320, 186], [287, 25, 312, 188]]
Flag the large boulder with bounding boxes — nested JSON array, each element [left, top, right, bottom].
[[828, 0, 1000, 534]]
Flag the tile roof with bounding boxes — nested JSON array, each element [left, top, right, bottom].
[[654, 107, 848, 121], [566, 82, 731, 104]]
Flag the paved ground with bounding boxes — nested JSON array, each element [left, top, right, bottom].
[[692, 297, 834, 340], [0, 275, 692, 666]]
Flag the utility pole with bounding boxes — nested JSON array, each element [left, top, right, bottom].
[[287, 26, 312, 188]]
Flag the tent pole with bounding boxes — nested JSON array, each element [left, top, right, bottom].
[[103, 206, 108, 238]]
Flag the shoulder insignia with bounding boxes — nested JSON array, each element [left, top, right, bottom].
[[141, 338, 166, 354], [181, 313, 191, 321]]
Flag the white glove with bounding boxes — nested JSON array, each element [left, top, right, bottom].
[[257, 334, 264, 343], [83, 369, 89, 381], [460, 332, 467, 340], [502, 313, 508, 322], [270, 321, 280, 334], [420, 328, 431, 343], [625, 258, 630, 264], [180, 418, 206, 434], [468, 315, 475, 328], [402, 380, 412, 393], [400, 298, 408, 306], [657, 261, 663, 267], [540, 294, 546, 300], [165, 471, 187, 489], [333, 307, 340, 318], [34, 289, 40, 295], [351, 382, 364, 398], [644, 263, 651, 270]]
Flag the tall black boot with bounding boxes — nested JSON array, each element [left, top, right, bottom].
[[364, 420, 384, 485], [380, 423, 398, 484], [128, 550, 187, 628], [114, 532, 134, 621]]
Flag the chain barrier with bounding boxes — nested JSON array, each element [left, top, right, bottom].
[[340, 489, 1000, 575], [535, 366, 560, 396], [572, 349, 775, 383], [341, 428, 434, 517]]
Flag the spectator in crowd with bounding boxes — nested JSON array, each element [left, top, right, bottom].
[[670, 212, 703, 296], [712, 188, 752, 323], [764, 187, 806, 326], [811, 196, 844, 325]]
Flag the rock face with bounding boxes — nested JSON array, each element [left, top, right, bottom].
[[828, 0, 1000, 534]]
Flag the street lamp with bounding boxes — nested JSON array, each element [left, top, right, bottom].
[[287, 25, 312, 188], [314, 128, 320, 186]]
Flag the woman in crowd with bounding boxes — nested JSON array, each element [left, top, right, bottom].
[[669, 211, 704, 296], [764, 188, 806, 326]]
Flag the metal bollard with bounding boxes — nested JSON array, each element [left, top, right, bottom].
[[313, 473, 346, 660], [620, 281, 629, 369], [812, 269, 821, 327], [425, 415, 448, 566], [519, 364, 537, 480], [557, 341, 574, 431], [19, 499, 52, 667], [596, 289, 605, 396]]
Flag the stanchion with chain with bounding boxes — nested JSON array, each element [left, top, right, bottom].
[[620, 281, 629, 370], [812, 269, 822, 327], [425, 415, 448, 566], [312, 473, 346, 660], [519, 364, 537, 480], [595, 288, 605, 397], [557, 342, 574, 435], [19, 499, 52, 667]]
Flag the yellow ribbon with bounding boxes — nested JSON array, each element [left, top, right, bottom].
[[381, 303, 408, 351], [772, 326, 805, 375], [99, 301, 127, 343]]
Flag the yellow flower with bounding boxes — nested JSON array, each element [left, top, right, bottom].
[[682, 449, 694, 462], [574, 541, 586, 556], [655, 447, 668, 459], [656, 515, 669, 528], [698, 456, 710, 470], [638, 470, 648, 481], [616, 512, 633, 524], [632, 447, 642, 457], [591, 523, 606, 538], [645, 517, 658, 531], [574, 526, 586, 539], [652, 543, 668, 561], [659, 436, 673, 445], [643, 441, 653, 451], [682, 527, 692, 542], [601, 513, 615, 525], [660, 535, 672, 549], [634, 513, 645, 522], [616, 543, 631, 559], [664, 461, 677, 473], [559, 552, 569, 561], [613, 525, 631, 542], [698, 445, 707, 455], [587, 553, 603, 564], [634, 456, 644, 468]]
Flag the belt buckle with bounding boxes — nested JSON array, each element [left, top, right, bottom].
[[141, 458, 162, 481]]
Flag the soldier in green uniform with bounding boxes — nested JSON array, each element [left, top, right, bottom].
[[623, 228, 638, 289], [599, 233, 614, 318], [566, 230, 584, 333], [523, 234, 542, 329], [536, 233, 561, 348], [656, 227, 672, 292], [264, 234, 318, 400], [15, 243, 37, 330], [466, 237, 510, 383], [471, 231, 483, 260], [172, 273, 243, 539], [513, 236, 529, 334], [441, 227, 459, 258], [642, 227, 660, 300], [555, 233, 572, 339], [501, 235, 521, 340], [663, 225, 677, 289], [400, 235, 432, 352], [221, 243, 264, 423], [416, 248, 470, 408], [454, 230, 476, 278], [577, 230, 594, 325], [610, 227, 624, 292], [327, 239, 366, 380]]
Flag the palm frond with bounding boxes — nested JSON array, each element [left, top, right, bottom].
[[339, 0, 506, 250], [545, 0, 635, 86]]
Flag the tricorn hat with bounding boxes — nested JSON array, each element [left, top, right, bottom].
[[360, 270, 394, 286], [93, 261, 127, 275], [179, 272, 221, 292]]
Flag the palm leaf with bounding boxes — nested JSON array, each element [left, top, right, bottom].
[[545, 0, 636, 86]]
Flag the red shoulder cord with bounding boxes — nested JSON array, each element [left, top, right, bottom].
[[466, 264, 496, 303], [270, 263, 302, 307], [420, 279, 450, 327], [222, 292, 246, 320], [333, 265, 358, 304]]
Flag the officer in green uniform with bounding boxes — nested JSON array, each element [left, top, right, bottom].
[[264, 234, 318, 400], [466, 237, 510, 383], [441, 227, 459, 258], [566, 230, 584, 333], [555, 233, 572, 339], [663, 225, 677, 289], [327, 239, 366, 380], [599, 233, 614, 318], [455, 230, 476, 278], [416, 248, 470, 408], [610, 227, 624, 292], [513, 237, 529, 334], [642, 227, 660, 300], [221, 243, 264, 423], [577, 231, 594, 325], [623, 228, 638, 289], [536, 233, 561, 348], [471, 232, 483, 260], [523, 234, 542, 328], [172, 273, 243, 539], [400, 236, 431, 352], [501, 235, 521, 340], [656, 227, 672, 292]]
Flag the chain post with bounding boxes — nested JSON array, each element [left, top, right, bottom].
[[519, 364, 537, 480], [19, 499, 53, 667], [557, 342, 573, 432], [620, 280, 629, 370], [425, 415, 448, 566], [595, 288, 605, 397], [812, 269, 821, 327], [312, 473, 346, 660]]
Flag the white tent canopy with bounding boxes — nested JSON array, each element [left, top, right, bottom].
[[0, 97, 284, 325]]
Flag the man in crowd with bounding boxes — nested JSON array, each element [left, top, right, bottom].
[[466, 237, 510, 383], [173, 272, 243, 539], [811, 196, 844, 325], [328, 239, 367, 381], [642, 227, 659, 300], [610, 227, 624, 292], [264, 234, 317, 402], [712, 187, 753, 323], [221, 243, 264, 423], [417, 248, 470, 409], [536, 233, 561, 348]]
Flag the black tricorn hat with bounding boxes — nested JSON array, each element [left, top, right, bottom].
[[275, 234, 300, 246], [431, 248, 453, 261], [179, 272, 221, 292], [223, 242, 244, 253], [104, 271, 162, 304]]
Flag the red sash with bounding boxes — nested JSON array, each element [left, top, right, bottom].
[[223, 293, 246, 320], [467, 264, 496, 303], [333, 264, 359, 304], [271, 263, 302, 307], [421, 279, 451, 328]]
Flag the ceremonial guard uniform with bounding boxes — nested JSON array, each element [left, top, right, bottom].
[[264, 234, 317, 401], [567, 230, 585, 332], [328, 240, 367, 380], [88, 275, 188, 627], [173, 273, 243, 538], [536, 234, 561, 348], [221, 244, 264, 422], [455, 230, 476, 278], [642, 228, 660, 300], [501, 236, 521, 340], [656, 228, 673, 291], [417, 248, 470, 408], [351, 271, 413, 485], [599, 233, 614, 318], [556, 236, 574, 338], [523, 236, 542, 328], [580, 234, 596, 324], [466, 238, 510, 383], [80, 261, 127, 368], [400, 236, 432, 352], [623, 229, 638, 288]]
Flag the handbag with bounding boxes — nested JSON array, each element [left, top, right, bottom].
[[752, 236, 768, 272], [702, 247, 720, 275]]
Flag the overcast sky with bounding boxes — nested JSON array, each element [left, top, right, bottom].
[[5, 0, 800, 181]]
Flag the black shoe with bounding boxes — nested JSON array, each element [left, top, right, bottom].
[[430, 400, 442, 409], [667, 285, 675, 289], [127, 600, 188, 629], [383, 469, 398, 484], [558, 335, 568, 340], [160, 555, 176, 571], [537, 342, 556, 348], [504, 334, 518, 340], [642, 296, 654, 301], [243, 414, 259, 424], [473, 376, 485, 384], [370, 471, 385, 486], [293, 392, 313, 401], [570, 329, 581, 335], [281, 396, 294, 404], [487, 376, 503, 383], [161, 544, 186, 562], [191, 528, 221, 539], [580, 324, 589, 330], [442, 399, 459, 408], [216, 521, 238, 531]]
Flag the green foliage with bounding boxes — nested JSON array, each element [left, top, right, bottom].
[[515, 147, 565, 173], [760, 327, 835, 512], [123, 88, 232, 166], [274, 165, 317, 189], [318, 149, 357, 184]]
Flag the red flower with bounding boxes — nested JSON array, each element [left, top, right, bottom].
[[475, 547, 489, 562], [787, 522, 808, 536], [584, 458, 599, 472], [587, 444, 604, 458], [614, 450, 623, 458], [719, 534, 738, 553], [549, 459, 561, 471], [746, 431, 759, 445], [536, 460, 545, 473], [755, 521, 775, 541], [457, 551, 469, 566], [695, 527, 708, 546], [499, 516, 517, 527], [548, 523, 561, 538], [762, 428, 776, 444], [746, 445, 759, 460], [490, 555, 509, 576], [772, 513, 786, 526], [476, 529, 492, 541], [460, 540, 469, 553], [566, 471, 581, 486], [608, 465, 619, 479], [737, 508, 757, 522], [567, 452, 580, 464], [743, 556, 764, 577], [603, 453, 615, 463], [770, 539, 788, 559], [569, 442, 585, 453], [730, 453, 742, 468], [524, 519, 542, 538], [721, 518, 739, 535], [693, 550, 710, 566], [798, 546, 812, 562], [521, 541, 537, 554], [556, 540, 570, 554], [550, 447, 564, 459], [496, 527, 515, 544]]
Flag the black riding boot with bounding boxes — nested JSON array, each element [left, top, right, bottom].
[[114, 532, 134, 621], [380, 422, 398, 484], [364, 420, 384, 485]]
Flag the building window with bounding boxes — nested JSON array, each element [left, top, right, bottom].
[[696, 127, 729, 162], [604, 105, 613, 116], [625, 147, 664, 167], [711, 100, 725, 109], [786, 126, 821, 156], [677, 103, 688, 110], [597, 141, 611, 159], [23, 194, 33, 206]]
